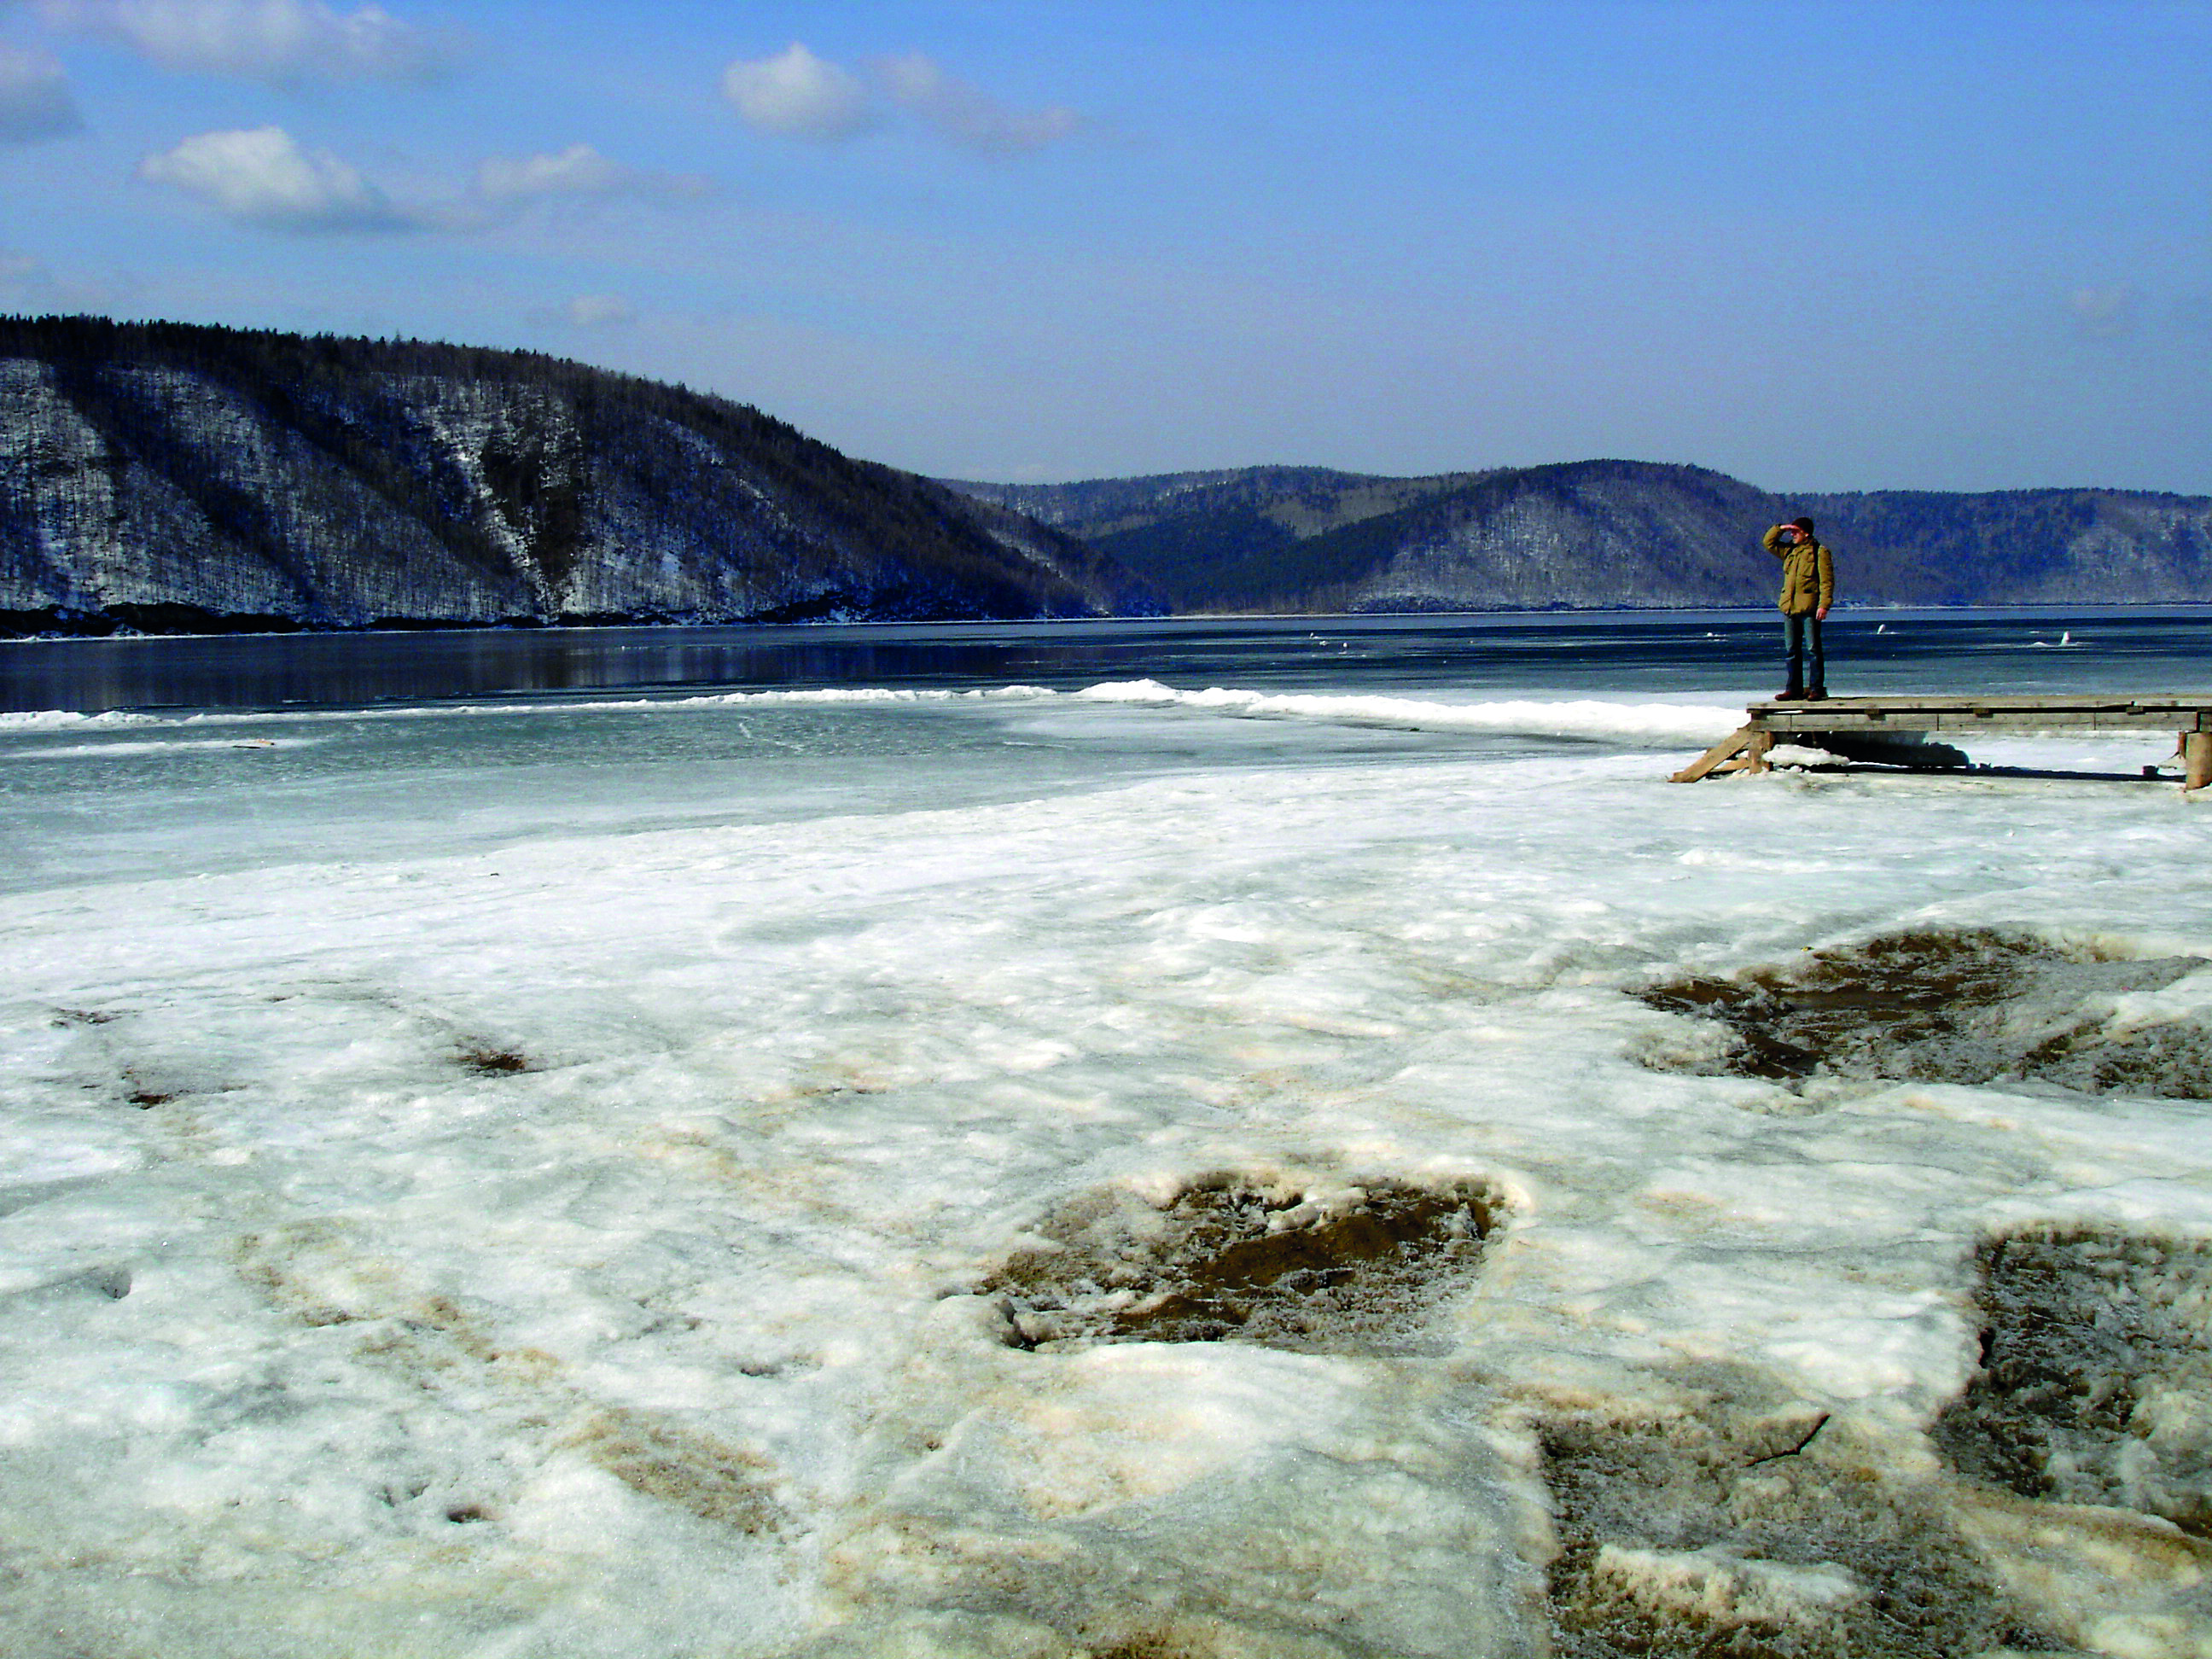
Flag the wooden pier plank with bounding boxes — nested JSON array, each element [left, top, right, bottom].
[[1672, 692, 2212, 790], [1749, 695, 2212, 736]]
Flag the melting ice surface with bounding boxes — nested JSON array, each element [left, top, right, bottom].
[[3, 612, 2212, 1657]]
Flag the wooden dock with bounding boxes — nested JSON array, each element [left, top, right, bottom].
[[1671, 695, 2212, 790]]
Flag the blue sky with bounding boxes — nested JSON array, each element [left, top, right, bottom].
[[2, 1, 2206, 492]]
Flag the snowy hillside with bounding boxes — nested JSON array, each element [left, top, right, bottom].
[[0, 318, 1164, 636]]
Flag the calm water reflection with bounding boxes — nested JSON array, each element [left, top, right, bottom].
[[2, 610, 2204, 713]]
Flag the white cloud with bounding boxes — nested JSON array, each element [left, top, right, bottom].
[[474, 143, 710, 207], [136, 131, 708, 236], [876, 50, 1080, 155], [137, 125, 417, 231], [718, 43, 1082, 155], [720, 42, 871, 140], [41, 0, 468, 84], [0, 44, 83, 142], [477, 143, 624, 201]]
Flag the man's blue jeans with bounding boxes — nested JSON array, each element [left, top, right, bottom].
[[1783, 612, 1825, 694]]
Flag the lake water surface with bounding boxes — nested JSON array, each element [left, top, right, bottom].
[[3, 606, 2204, 713]]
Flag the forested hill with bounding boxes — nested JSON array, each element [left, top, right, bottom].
[[946, 463, 2212, 612], [8, 314, 2203, 635], [0, 317, 1164, 636]]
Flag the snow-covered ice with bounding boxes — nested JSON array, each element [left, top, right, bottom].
[[3, 679, 2210, 1656]]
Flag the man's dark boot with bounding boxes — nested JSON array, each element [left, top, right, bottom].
[[1805, 684, 1828, 701]]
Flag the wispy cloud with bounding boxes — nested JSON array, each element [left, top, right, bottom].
[[138, 125, 420, 231], [41, 0, 469, 84], [474, 143, 712, 207], [720, 42, 871, 141], [876, 50, 1080, 155], [2069, 285, 2137, 341], [528, 293, 636, 329], [0, 246, 137, 311], [0, 248, 52, 294], [0, 44, 83, 142], [719, 42, 1081, 155]]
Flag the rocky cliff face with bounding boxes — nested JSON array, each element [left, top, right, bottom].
[[949, 463, 2212, 613], [0, 319, 1162, 635]]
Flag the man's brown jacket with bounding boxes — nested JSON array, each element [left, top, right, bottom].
[[1761, 525, 1835, 616]]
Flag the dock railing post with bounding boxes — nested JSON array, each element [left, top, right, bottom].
[[2186, 731, 2212, 794]]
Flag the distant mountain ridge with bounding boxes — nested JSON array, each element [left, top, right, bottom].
[[946, 463, 2212, 612], [5, 314, 2205, 637], [0, 317, 1164, 637]]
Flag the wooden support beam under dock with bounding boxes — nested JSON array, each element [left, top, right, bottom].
[[1670, 695, 2212, 790]]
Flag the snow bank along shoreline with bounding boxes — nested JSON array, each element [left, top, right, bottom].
[[3, 687, 2211, 1656], [0, 678, 1748, 751]]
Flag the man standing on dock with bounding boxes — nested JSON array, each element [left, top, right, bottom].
[[1763, 515, 1835, 700]]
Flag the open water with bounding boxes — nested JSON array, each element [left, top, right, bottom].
[[3, 605, 2205, 713]]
